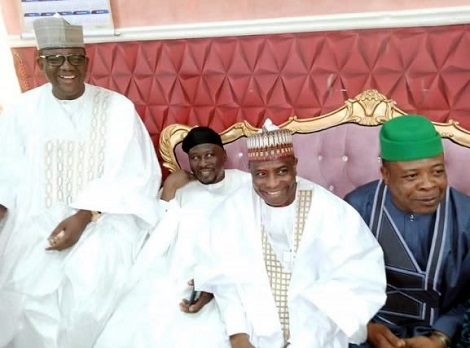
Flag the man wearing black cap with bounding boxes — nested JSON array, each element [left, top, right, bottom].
[[160, 125, 229, 200], [0, 16, 161, 348], [345, 115, 470, 348], [95, 126, 250, 348]]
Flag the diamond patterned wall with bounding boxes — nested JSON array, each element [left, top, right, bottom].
[[12, 24, 470, 151]]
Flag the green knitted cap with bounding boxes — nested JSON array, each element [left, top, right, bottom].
[[380, 115, 443, 161]]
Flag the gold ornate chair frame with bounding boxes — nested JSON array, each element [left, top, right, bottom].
[[159, 89, 470, 173]]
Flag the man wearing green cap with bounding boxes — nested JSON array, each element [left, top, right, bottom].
[[0, 16, 161, 348], [345, 115, 470, 348]]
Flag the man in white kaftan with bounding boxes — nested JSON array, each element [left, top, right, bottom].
[[0, 17, 161, 348], [95, 126, 251, 348], [195, 121, 387, 348]]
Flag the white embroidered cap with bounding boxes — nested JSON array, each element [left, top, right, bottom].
[[247, 119, 294, 161], [33, 15, 84, 50]]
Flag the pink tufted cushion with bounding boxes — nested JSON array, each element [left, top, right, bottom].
[[291, 124, 382, 198], [175, 123, 470, 198], [442, 139, 470, 196]]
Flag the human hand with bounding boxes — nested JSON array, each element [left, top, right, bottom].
[[229, 333, 254, 348], [403, 334, 449, 348], [160, 170, 196, 201], [367, 322, 406, 348], [46, 210, 92, 251], [0, 204, 7, 221], [179, 279, 214, 313]]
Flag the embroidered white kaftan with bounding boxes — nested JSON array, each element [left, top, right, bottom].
[[0, 83, 161, 348], [196, 178, 387, 348], [94, 169, 251, 348]]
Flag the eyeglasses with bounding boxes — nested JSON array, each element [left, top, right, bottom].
[[39, 54, 87, 67]]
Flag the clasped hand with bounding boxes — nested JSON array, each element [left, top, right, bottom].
[[46, 210, 92, 251], [179, 279, 214, 313], [367, 323, 447, 348], [229, 334, 255, 348]]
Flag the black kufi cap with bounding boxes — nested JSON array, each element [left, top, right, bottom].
[[182, 126, 223, 153]]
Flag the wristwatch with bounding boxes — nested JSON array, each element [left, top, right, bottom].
[[430, 331, 451, 348]]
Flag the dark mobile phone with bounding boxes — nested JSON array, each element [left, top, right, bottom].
[[189, 289, 200, 305]]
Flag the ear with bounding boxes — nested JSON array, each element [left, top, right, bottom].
[[248, 160, 255, 174], [291, 156, 298, 176], [36, 56, 45, 70], [380, 164, 390, 185], [223, 148, 227, 161]]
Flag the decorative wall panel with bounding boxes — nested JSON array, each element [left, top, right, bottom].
[[12, 24, 470, 158]]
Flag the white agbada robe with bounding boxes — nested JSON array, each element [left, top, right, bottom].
[[94, 169, 251, 348], [0, 83, 162, 348], [196, 178, 387, 348]]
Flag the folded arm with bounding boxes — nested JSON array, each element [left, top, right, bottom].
[[160, 169, 196, 202], [70, 106, 161, 225], [298, 201, 387, 345]]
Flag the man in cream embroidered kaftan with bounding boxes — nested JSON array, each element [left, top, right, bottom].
[[0, 17, 161, 348], [195, 123, 387, 348], [95, 127, 251, 348]]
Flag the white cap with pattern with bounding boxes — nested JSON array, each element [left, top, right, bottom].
[[247, 119, 294, 161], [33, 15, 84, 50]]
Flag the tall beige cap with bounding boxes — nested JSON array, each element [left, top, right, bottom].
[[33, 16, 84, 49]]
